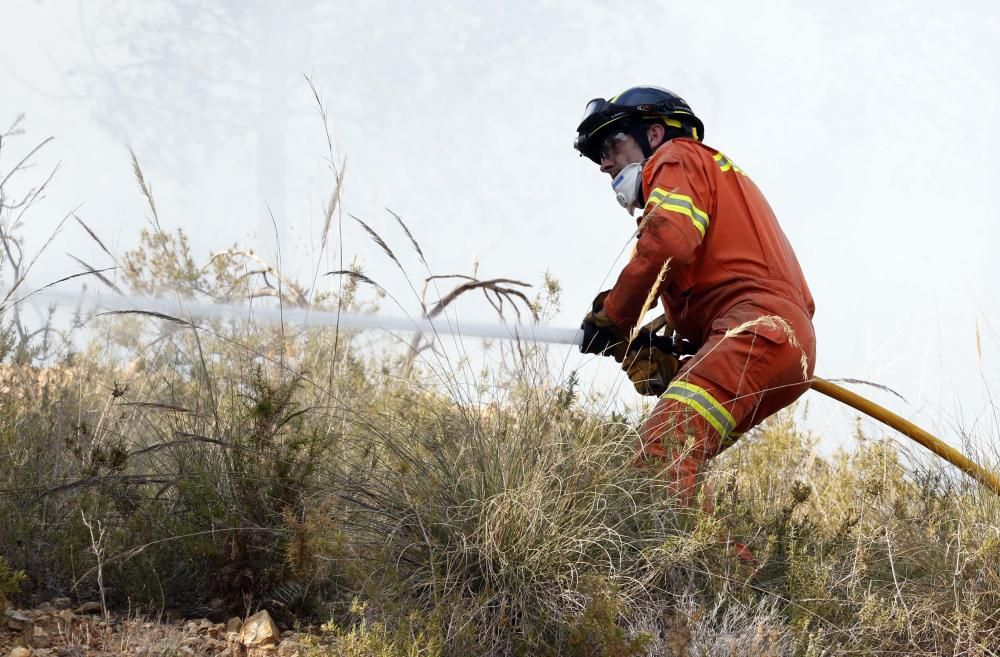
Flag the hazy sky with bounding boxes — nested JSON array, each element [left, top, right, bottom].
[[3, 1, 999, 450]]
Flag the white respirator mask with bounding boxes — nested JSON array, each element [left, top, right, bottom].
[[611, 160, 646, 215]]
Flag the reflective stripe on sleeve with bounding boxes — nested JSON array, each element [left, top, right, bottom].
[[662, 380, 737, 438], [645, 187, 710, 237], [713, 152, 745, 175]]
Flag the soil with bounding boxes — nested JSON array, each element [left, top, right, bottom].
[[2, 602, 321, 657]]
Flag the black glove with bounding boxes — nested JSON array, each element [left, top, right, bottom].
[[672, 334, 700, 356], [580, 290, 625, 357]]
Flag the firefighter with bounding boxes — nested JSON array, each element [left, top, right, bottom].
[[576, 86, 816, 506]]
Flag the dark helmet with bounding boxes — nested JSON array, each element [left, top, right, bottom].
[[574, 86, 704, 164]]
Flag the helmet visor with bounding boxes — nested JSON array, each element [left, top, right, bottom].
[[576, 98, 611, 135], [575, 98, 628, 164]]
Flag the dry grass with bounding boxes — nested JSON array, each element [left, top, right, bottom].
[[3, 113, 1000, 657], [722, 313, 810, 380], [628, 258, 671, 344], [3, 235, 998, 655]]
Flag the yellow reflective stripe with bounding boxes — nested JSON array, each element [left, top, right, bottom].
[[645, 187, 709, 237], [713, 151, 745, 175], [713, 152, 732, 172], [662, 380, 737, 438], [663, 118, 682, 128]]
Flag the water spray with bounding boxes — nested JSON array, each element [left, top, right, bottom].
[[23, 287, 583, 345], [18, 286, 1000, 495]]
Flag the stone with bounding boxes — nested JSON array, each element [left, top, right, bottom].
[[6, 611, 32, 632], [225, 617, 243, 634], [30, 626, 48, 649], [8, 648, 32, 657], [55, 610, 73, 627], [239, 611, 279, 647], [50, 599, 70, 610], [277, 639, 300, 657], [74, 602, 102, 615]]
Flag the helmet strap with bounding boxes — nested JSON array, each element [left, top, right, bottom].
[[627, 121, 655, 159], [628, 119, 689, 157]]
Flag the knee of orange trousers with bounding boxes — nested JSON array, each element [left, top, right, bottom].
[[636, 396, 724, 507]]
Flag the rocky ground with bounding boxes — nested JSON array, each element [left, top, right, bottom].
[[3, 602, 321, 657]]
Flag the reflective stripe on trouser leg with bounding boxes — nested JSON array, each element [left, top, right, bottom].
[[661, 380, 737, 441]]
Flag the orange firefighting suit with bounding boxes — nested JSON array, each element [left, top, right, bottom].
[[602, 137, 816, 505]]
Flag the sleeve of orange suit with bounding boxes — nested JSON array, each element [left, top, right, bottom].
[[602, 149, 713, 332]]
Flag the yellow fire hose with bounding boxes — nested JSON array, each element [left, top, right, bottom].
[[811, 377, 1000, 495]]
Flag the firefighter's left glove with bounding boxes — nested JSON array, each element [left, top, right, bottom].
[[621, 340, 679, 397], [580, 290, 626, 358]]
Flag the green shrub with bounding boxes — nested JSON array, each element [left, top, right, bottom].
[[0, 556, 25, 608]]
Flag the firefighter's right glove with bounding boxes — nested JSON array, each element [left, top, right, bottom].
[[580, 290, 625, 357], [621, 340, 679, 397]]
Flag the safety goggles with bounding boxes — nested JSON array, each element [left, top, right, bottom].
[[599, 132, 631, 161]]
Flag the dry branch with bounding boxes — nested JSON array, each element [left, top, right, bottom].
[[402, 272, 537, 377]]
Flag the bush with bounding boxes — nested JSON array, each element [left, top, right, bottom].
[[3, 121, 1000, 654], [0, 556, 25, 609]]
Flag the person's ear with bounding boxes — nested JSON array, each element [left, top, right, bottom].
[[646, 123, 666, 149]]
